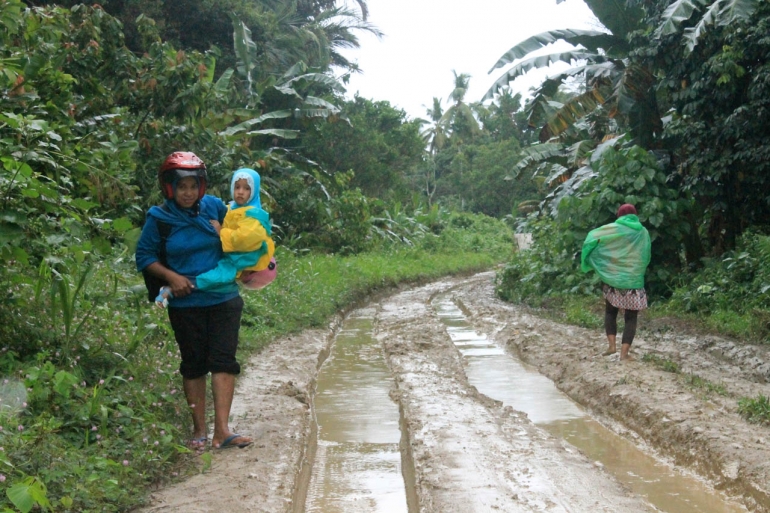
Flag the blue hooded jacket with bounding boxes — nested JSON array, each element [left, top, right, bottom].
[[135, 194, 239, 307]]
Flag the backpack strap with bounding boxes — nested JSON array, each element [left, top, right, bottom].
[[157, 220, 171, 267], [156, 203, 172, 267]]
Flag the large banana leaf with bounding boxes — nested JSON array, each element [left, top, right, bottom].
[[685, 0, 723, 49], [653, 0, 757, 47], [302, 95, 341, 113], [483, 49, 599, 101], [282, 72, 345, 92], [682, 0, 758, 52], [508, 142, 565, 179], [717, 0, 760, 26], [539, 85, 610, 142], [580, 0, 646, 37], [546, 165, 598, 216], [544, 163, 572, 187], [245, 128, 299, 139], [218, 110, 293, 136], [232, 19, 257, 93], [527, 98, 563, 130], [488, 29, 620, 73], [655, 0, 710, 37], [614, 64, 655, 115], [565, 140, 596, 169], [214, 69, 234, 95]]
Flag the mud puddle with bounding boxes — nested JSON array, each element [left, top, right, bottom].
[[304, 308, 415, 512], [433, 295, 747, 513]]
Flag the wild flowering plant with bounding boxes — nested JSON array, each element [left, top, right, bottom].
[[0, 259, 198, 512]]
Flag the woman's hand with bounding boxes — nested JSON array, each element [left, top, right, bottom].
[[210, 220, 221, 235], [167, 273, 195, 298], [145, 261, 195, 298]]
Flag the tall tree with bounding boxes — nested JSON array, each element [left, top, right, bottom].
[[440, 71, 481, 143]]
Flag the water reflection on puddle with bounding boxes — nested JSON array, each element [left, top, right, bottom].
[[434, 297, 747, 513], [306, 310, 409, 513]]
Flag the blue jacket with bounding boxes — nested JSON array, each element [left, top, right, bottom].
[[135, 195, 239, 307]]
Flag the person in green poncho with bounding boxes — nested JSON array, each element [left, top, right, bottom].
[[581, 204, 651, 361]]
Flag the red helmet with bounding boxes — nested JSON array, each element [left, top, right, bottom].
[[158, 151, 207, 200]]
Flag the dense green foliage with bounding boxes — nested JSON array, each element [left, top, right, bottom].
[[300, 96, 425, 200], [497, 144, 691, 302], [492, 0, 770, 338]]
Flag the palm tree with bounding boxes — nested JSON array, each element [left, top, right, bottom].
[[440, 71, 481, 143], [419, 97, 447, 156]]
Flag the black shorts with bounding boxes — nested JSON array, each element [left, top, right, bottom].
[[167, 296, 244, 379]]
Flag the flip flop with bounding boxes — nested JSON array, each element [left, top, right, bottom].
[[188, 436, 208, 450], [216, 433, 252, 449], [602, 349, 617, 356]]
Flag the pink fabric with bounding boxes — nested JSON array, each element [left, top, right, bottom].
[[240, 258, 277, 290]]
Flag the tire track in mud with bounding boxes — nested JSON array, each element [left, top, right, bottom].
[[374, 278, 655, 512]]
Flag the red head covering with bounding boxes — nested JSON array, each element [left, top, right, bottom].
[[616, 203, 637, 218]]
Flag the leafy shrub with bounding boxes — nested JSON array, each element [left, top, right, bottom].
[[667, 231, 770, 315]]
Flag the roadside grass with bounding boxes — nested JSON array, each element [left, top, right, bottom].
[[682, 373, 728, 396], [738, 395, 770, 425], [564, 296, 603, 329], [641, 353, 680, 373], [647, 304, 763, 341], [0, 216, 511, 512], [519, 294, 604, 330]]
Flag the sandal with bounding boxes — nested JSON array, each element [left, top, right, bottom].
[[215, 433, 252, 449], [187, 436, 208, 450]]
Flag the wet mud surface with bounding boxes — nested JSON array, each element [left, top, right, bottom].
[[139, 272, 770, 512]]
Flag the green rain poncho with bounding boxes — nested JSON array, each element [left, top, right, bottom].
[[580, 214, 651, 290]]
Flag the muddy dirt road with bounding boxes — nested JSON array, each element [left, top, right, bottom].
[[139, 272, 770, 512]]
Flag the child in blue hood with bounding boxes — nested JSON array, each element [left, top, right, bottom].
[[156, 168, 275, 306]]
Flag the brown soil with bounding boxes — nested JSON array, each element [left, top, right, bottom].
[[138, 272, 770, 512]]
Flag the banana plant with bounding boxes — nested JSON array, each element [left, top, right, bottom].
[[483, 0, 656, 149], [215, 19, 344, 144], [654, 0, 759, 52]]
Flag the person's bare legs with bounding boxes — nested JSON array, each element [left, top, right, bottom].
[[620, 343, 635, 361], [211, 372, 251, 447], [605, 334, 617, 355], [183, 376, 207, 444]]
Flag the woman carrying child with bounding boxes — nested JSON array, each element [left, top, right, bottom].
[[135, 152, 252, 450], [191, 167, 275, 294]]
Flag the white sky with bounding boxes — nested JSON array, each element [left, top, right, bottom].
[[339, 0, 599, 121]]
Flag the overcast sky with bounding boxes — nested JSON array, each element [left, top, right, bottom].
[[339, 0, 599, 121]]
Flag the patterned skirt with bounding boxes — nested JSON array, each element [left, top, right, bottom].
[[603, 284, 648, 311]]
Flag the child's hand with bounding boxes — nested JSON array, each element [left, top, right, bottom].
[[210, 220, 221, 234]]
